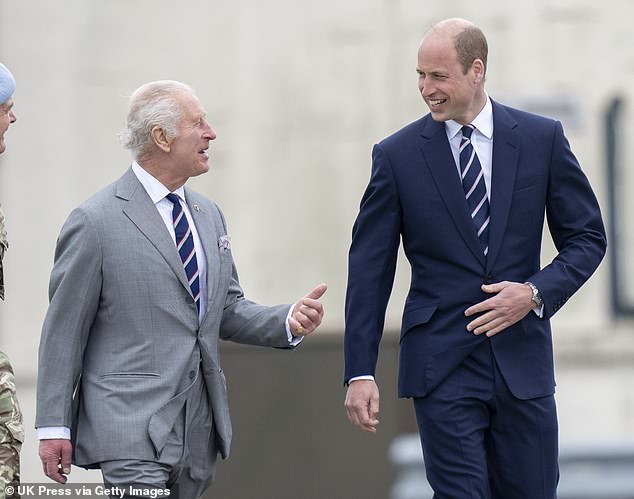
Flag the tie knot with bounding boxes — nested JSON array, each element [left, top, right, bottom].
[[166, 193, 180, 206], [461, 125, 475, 139]]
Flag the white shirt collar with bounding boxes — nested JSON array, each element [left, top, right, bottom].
[[131, 161, 186, 204], [445, 95, 493, 140]]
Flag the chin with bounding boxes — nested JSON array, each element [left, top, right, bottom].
[[193, 164, 210, 177], [429, 111, 448, 122]]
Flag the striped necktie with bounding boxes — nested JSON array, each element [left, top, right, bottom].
[[460, 125, 490, 256], [166, 193, 200, 312]]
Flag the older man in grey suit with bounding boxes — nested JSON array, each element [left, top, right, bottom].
[[36, 80, 326, 498]]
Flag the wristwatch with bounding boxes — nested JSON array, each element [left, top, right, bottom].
[[524, 281, 543, 307]]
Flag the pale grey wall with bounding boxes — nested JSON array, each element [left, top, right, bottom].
[[1, 0, 634, 488]]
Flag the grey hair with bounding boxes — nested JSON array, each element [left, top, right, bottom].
[[119, 80, 194, 159]]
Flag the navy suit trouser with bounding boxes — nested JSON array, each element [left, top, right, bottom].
[[413, 340, 559, 499]]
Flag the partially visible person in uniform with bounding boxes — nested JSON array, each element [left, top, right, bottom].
[[0, 62, 23, 499]]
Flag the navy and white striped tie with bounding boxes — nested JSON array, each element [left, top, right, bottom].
[[166, 193, 200, 312], [460, 125, 490, 256]]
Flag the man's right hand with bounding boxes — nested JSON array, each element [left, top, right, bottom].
[[344, 379, 380, 433], [39, 439, 72, 483]]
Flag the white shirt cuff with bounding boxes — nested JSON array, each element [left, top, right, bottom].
[[533, 304, 544, 318], [348, 375, 375, 383], [38, 426, 71, 440], [285, 304, 303, 346]]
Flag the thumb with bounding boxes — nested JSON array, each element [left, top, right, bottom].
[[481, 281, 507, 294], [305, 283, 327, 300]]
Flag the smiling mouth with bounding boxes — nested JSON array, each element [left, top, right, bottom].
[[428, 98, 447, 108]]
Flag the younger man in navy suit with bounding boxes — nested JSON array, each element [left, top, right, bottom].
[[344, 18, 606, 498]]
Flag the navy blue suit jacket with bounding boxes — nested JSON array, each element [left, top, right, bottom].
[[344, 100, 606, 400]]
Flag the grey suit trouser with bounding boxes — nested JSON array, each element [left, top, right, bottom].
[[100, 369, 217, 499]]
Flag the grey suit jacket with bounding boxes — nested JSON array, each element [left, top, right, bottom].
[[36, 168, 291, 466]]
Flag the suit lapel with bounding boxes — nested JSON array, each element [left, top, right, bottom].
[[184, 188, 220, 313], [418, 118, 487, 267], [486, 102, 521, 272], [117, 169, 191, 293]]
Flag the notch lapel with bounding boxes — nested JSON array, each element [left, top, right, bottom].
[[116, 169, 192, 293], [418, 118, 487, 267], [185, 189, 220, 315], [486, 102, 521, 272]]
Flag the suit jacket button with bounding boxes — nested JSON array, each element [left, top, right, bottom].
[[189, 370, 196, 380]]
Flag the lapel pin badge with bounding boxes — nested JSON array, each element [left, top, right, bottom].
[[193, 204, 201, 212]]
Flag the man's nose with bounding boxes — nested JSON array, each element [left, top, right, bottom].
[[9, 110, 16, 123], [420, 82, 434, 98], [203, 120, 216, 140]]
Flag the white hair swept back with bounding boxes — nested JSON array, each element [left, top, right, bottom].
[[119, 80, 194, 159]]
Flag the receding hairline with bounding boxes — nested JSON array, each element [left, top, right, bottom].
[[420, 18, 488, 74], [129, 80, 194, 108], [424, 17, 476, 40]]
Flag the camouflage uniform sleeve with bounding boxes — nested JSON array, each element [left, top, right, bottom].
[[0, 203, 8, 301], [0, 352, 22, 499]]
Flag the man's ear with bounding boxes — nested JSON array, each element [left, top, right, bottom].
[[151, 126, 171, 152], [472, 58, 485, 84]]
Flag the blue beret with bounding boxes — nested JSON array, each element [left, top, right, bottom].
[[0, 63, 16, 104]]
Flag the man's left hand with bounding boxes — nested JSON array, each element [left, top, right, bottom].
[[289, 283, 327, 337], [464, 281, 534, 337]]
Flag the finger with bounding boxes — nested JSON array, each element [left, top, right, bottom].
[[61, 441, 72, 475], [481, 281, 510, 293], [300, 298, 324, 313], [294, 310, 310, 327], [287, 317, 305, 336], [305, 283, 327, 300], [369, 394, 380, 420], [485, 318, 513, 337], [345, 404, 362, 426], [297, 307, 324, 330], [44, 459, 66, 484], [345, 392, 369, 426], [474, 315, 510, 336], [466, 311, 493, 332], [347, 404, 377, 432], [298, 304, 321, 323], [465, 299, 491, 317]]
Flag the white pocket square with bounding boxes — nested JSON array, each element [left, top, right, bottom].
[[218, 235, 231, 253]]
